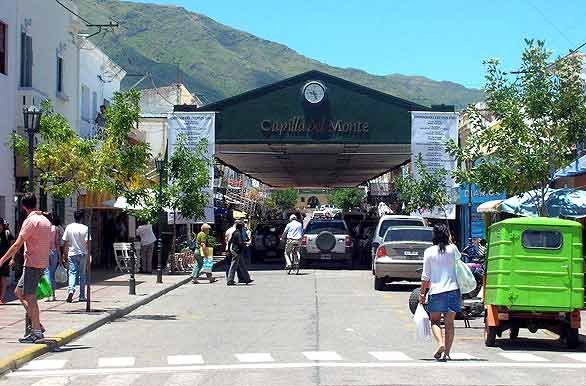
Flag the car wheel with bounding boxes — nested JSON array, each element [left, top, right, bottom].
[[374, 277, 385, 291], [564, 327, 580, 349]]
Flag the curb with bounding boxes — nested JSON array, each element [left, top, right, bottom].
[[0, 276, 191, 376]]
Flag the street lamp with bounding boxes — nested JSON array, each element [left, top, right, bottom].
[[155, 157, 165, 284], [22, 106, 42, 192]]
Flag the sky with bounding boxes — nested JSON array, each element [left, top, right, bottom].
[[126, 0, 585, 89]]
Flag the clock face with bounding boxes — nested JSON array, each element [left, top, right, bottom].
[[303, 81, 326, 104]]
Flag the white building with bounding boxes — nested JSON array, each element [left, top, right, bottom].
[[0, 2, 18, 228], [79, 40, 125, 138]]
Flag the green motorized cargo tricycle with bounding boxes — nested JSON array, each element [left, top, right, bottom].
[[484, 217, 584, 348]]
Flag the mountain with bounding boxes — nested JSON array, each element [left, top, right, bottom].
[[75, 0, 484, 108]]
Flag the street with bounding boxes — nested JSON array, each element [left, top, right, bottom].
[[1, 269, 585, 386]]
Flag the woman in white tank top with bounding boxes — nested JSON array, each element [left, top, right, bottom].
[[419, 223, 461, 361]]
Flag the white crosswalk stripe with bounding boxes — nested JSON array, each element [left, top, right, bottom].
[[302, 351, 342, 361], [167, 355, 205, 365], [163, 373, 204, 386], [449, 353, 478, 361], [235, 353, 275, 363], [369, 351, 412, 361], [564, 353, 586, 362], [98, 357, 136, 367], [30, 378, 73, 386], [499, 353, 549, 362], [21, 360, 68, 370], [95, 374, 141, 386]]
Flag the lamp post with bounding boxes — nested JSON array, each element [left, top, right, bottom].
[[155, 157, 165, 284], [22, 106, 42, 192]]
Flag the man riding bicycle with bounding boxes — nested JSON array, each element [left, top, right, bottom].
[[281, 214, 303, 269]]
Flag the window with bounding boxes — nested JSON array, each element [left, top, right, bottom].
[[522, 230, 563, 249], [379, 219, 425, 237], [0, 23, 6, 75], [81, 85, 90, 121], [305, 220, 347, 235], [56, 56, 63, 93], [384, 228, 433, 242], [20, 32, 32, 87], [92, 91, 98, 121]]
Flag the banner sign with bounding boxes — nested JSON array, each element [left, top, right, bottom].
[[167, 112, 216, 224], [410, 111, 459, 219]]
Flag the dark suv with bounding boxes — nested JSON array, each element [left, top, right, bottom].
[[251, 221, 286, 262]]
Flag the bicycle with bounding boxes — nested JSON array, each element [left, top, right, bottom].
[[287, 241, 301, 275]]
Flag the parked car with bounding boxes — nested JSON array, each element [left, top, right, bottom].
[[371, 215, 426, 273], [301, 218, 353, 266], [252, 221, 286, 262], [373, 226, 433, 290]]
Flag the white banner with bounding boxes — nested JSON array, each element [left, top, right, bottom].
[[167, 112, 215, 224], [410, 111, 459, 219]]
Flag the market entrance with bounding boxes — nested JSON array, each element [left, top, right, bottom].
[[175, 70, 428, 188]]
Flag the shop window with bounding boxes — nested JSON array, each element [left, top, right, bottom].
[[56, 56, 63, 93], [81, 85, 90, 121], [0, 23, 6, 75]]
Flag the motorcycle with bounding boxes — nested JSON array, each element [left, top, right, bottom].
[[408, 253, 485, 317]]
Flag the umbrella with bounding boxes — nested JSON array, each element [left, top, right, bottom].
[[499, 188, 586, 218]]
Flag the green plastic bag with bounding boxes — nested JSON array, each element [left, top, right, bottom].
[[36, 275, 53, 300]]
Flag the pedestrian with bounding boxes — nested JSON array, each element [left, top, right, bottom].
[[0, 218, 15, 304], [0, 193, 51, 343], [281, 214, 303, 269], [242, 219, 252, 264], [94, 104, 107, 138], [227, 223, 253, 286], [191, 223, 217, 284], [135, 221, 156, 273], [62, 210, 90, 303], [44, 213, 61, 302], [418, 223, 461, 361], [224, 221, 248, 282]]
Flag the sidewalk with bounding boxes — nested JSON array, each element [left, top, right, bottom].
[[0, 270, 190, 375]]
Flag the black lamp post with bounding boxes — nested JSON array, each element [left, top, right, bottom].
[[155, 157, 165, 284], [23, 106, 42, 192]]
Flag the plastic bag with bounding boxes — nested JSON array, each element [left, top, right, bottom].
[[414, 304, 431, 342], [36, 276, 53, 300], [454, 251, 477, 294], [55, 264, 68, 284], [200, 257, 214, 274]]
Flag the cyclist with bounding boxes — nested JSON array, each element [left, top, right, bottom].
[[281, 214, 303, 269]]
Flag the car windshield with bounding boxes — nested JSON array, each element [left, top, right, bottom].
[[379, 219, 425, 237], [384, 228, 432, 242], [305, 221, 347, 234]]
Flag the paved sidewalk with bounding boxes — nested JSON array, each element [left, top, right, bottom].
[[0, 270, 190, 374]]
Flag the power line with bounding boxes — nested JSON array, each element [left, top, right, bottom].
[[55, 0, 91, 25], [527, 1, 574, 46]]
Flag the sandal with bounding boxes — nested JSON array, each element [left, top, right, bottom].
[[442, 353, 451, 361], [433, 346, 445, 360]]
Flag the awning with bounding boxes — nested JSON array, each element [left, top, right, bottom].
[[554, 154, 586, 179], [476, 199, 504, 213], [499, 188, 586, 218]]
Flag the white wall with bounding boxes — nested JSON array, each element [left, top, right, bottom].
[[15, 0, 82, 224], [79, 40, 125, 138], [0, 1, 18, 229]]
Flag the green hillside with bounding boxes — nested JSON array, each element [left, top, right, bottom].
[[76, 0, 484, 108]]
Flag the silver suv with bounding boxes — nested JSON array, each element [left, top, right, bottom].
[[301, 218, 353, 266]]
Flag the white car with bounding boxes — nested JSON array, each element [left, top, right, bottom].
[[371, 215, 426, 273]]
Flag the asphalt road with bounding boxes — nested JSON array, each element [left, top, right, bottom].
[[2, 268, 585, 386]]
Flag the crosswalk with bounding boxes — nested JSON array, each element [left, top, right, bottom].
[[16, 350, 586, 373]]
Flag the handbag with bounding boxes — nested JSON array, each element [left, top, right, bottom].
[[454, 248, 477, 294], [36, 276, 53, 300], [55, 264, 68, 284], [201, 257, 214, 274]]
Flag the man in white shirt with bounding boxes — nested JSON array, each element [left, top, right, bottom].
[[281, 214, 303, 269], [62, 210, 90, 303], [136, 222, 156, 273]]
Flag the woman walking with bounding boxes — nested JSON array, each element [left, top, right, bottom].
[[419, 223, 461, 361], [44, 214, 61, 302], [191, 224, 216, 284]]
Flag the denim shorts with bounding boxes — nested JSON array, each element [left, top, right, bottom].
[[427, 289, 462, 313]]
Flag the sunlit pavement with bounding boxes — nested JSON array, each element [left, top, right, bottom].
[[2, 268, 585, 386]]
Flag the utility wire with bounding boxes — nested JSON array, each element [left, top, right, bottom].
[[527, 1, 574, 46], [55, 0, 92, 25]]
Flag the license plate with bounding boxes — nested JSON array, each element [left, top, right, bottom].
[[403, 251, 419, 256], [320, 254, 332, 260]]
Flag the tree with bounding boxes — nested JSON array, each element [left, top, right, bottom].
[[447, 40, 586, 216], [268, 189, 298, 211], [328, 188, 365, 212], [393, 155, 450, 217]]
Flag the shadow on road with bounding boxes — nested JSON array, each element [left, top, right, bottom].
[[494, 337, 585, 352]]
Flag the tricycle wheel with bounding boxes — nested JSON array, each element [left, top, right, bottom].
[[509, 327, 519, 339], [408, 288, 420, 315], [565, 327, 579, 349], [484, 321, 497, 347]]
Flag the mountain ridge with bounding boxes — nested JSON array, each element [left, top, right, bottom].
[[75, 0, 484, 108]]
